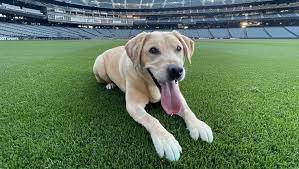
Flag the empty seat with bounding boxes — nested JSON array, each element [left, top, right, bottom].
[[229, 28, 246, 38], [285, 26, 299, 36], [264, 27, 296, 38], [182, 29, 199, 38], [197, 29, 212, 38], [209, 28, 230, 38], [246, 28, 269, 38]]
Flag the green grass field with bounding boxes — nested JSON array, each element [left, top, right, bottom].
[[0, 39, 298, 168]]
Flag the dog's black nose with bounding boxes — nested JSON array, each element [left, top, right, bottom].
[[167, 64, 183, 81]]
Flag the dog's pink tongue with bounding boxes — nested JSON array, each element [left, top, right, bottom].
[[160, 81, 182, 115]]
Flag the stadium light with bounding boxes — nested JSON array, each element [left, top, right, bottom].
[[241, 21, 248, 28], [0, 13, 6, 18]]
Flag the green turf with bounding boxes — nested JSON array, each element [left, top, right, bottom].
[[0, 39, 298, 168]]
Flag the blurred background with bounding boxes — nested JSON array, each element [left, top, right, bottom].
[[0, 0, 298, 40]]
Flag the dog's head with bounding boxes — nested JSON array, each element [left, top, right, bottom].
[[125, 31, 194, 83], [125, 31, 195, 115]]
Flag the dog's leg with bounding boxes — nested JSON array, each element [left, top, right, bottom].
[[178, 92, 213, 143], [126, 88, 182, 161]]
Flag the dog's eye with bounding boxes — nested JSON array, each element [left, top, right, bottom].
[[149, 47, 160, 55], [176, 46, 182, 52]]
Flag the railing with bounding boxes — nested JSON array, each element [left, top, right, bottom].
[[52, 0, 273, 9], [47, 12, 144, 25], [0, 3, 44, 16]]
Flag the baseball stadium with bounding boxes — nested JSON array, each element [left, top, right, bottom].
[[0, 0, 298, 168]]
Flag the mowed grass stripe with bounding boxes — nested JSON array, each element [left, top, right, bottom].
[[0, 40, 298, 168]]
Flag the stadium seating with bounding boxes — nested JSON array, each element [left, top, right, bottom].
[[130, 29, 143, 37], [209, 28, 230, 39], [264, 27, 297, 38], [0, 0, 298, 41], [0, 3, 44, 16], [66, 28, 96, 39], [61, 0, 273, 8], [284, 26, 299, 36], [0, 23, 28, 37], [246, 27, 270, 38], [228, 28, 246, 38], [196, 29, 212, 39], [81, 28, 104, 38], [1, 22, 299, 40], [181, 29, 199, 39]]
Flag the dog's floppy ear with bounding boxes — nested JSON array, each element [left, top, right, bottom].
[[125, 32, 148, 65], [172, 30, 195, 64]]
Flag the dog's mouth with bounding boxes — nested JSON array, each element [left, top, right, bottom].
[[147, 69, 182, 116]]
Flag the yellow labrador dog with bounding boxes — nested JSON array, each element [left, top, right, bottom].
[[93, 31, 213, 161]]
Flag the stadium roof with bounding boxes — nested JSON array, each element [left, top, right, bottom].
[[54, 0, 272, 9]]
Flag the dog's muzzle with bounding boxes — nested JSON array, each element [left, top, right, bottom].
[[147, 68, 161, 90]]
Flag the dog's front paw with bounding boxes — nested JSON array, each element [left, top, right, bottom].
[[187, 119, 213, 143], [151, 130, 182, 161], [105, 83, 115, 90]]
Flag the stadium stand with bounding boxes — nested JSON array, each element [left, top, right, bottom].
[[264, 27, 297, 38], [197, 29, 213, 39], [53, 0, 274, 9], [246, 27, 270, 38], [81, 28, 103, 37], [1, 21, 299, 39], [66, 27, 96, 39], [182, 29, 200, 39], [0, 0, 298, 40], [285, 26, 299, 37], [228, 28, 246, 38], [130, 29, 143, 37], [209, 28, 230, 39], [0, 3, 44, 17]]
